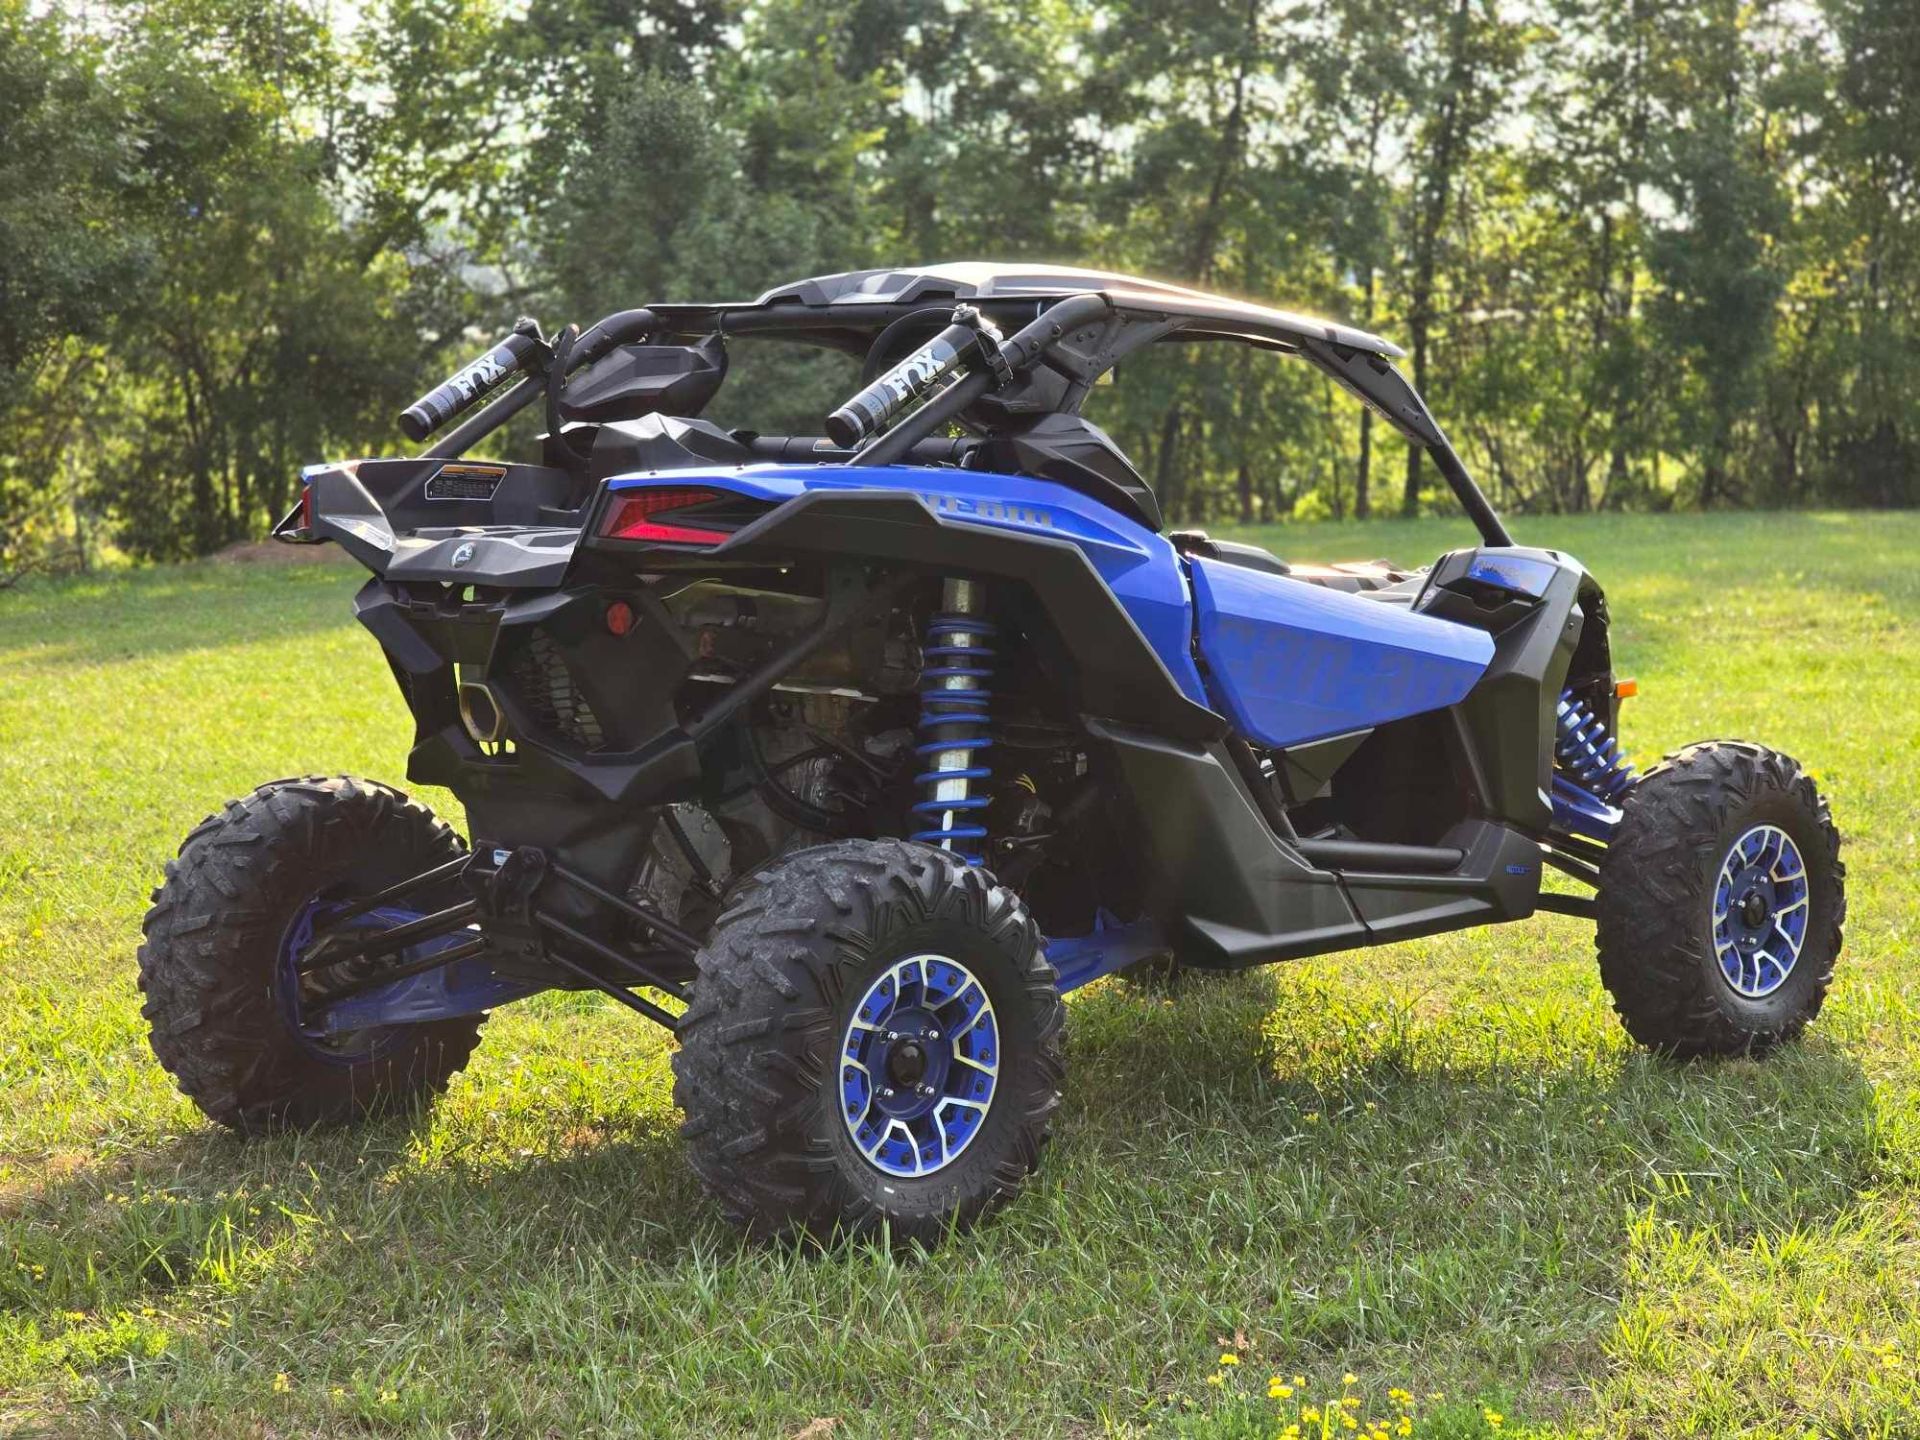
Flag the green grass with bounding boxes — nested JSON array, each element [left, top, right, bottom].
[[1, 511, 1916, 1437]]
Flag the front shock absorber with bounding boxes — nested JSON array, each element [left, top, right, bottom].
[[1554, 689, 1636, 801], [912, 579, 995, 865]]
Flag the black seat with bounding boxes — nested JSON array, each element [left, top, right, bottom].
[[1168, 530, 1291, 577]]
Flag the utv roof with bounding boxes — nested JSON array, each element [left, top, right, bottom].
[[647, 261, 1404, 359]]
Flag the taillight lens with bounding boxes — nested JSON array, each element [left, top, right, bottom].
[[598, 487, 734, 545]]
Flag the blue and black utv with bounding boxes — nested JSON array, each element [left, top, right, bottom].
[[139, 264, 1845, 1242]]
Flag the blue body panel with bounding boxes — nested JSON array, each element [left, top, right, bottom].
[[1045, 912, 1168, 992], [1186, 556, 1494, 748], [606, 463, 1211, 706]]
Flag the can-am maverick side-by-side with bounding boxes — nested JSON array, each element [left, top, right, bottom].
[[139, 263, 1845, 1241]]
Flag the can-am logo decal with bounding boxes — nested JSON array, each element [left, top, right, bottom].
[[451, 542, 476, 567], [919, 493, 1054, 529]]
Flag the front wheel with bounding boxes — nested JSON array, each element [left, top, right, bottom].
[[1595, 741, 1845, 1057], [672, 839, 1066, 1243]]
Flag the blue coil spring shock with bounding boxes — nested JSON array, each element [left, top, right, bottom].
[[1554, 689, 1636, 801], [912, 579, 994, 865]]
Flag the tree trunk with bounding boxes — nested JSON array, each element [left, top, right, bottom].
[[1356, 268, 1377, 519], [1155, 404, 1185, 523], [1402, 0, 1474, 518]]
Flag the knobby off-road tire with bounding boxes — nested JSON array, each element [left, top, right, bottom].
[[139, 776, 484, 1131], [672, 839, 1066, 1244], [1596, 741, 1844, 1057]]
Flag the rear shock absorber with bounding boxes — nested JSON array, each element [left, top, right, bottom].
[[912, 579, 995, 865], [1554, 689, 1636, 801]]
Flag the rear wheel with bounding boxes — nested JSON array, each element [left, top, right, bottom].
[[672, 839, 1065, 1243], [138, 776, 484, 1131], [1595, 741, 1844, 1057]]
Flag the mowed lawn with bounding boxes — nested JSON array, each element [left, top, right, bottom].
[[1, 511, 1917, 1438]]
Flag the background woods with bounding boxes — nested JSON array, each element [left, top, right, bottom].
[[4, 0, 1919, 578]]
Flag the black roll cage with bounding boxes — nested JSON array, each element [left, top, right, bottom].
[[421, 283, 1513, 548]]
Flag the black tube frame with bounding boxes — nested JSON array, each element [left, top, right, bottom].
[[292, 845, 700, 1033], [418, 287, 1513, 548]]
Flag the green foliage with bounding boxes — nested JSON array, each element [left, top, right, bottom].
[[3, 0, 1920, 575], [1, 514, 1917, 1434]]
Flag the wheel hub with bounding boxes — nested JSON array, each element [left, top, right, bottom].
[[1712, 824, 1810, 999], [840, 955, 999, 1177], [887, 1038, 929, 1088]]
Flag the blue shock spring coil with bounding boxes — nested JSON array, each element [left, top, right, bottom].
[[1554, 689, 1636, 801], [911, 597, 995, 864]]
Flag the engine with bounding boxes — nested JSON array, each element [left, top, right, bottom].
[[624, 575, 1135, 946]]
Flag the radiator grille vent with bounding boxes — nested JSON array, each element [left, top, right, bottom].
[[506, 631, 605, 751]]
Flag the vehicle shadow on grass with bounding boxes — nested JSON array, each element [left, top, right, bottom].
[[3, 976, 1884, 1429], [1056, 968, 1884, 1364]]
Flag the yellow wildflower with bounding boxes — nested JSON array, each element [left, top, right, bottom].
[[1220, 1352, 1241, 1366], [1483, 1410, 1504, 1429], [1342, 1396, 1361, 1409], [1270, 1381, 1295, 1399], [1206, 1371, 1226, 1387], [1295, 1375, 1307, 1387], [1303, 1406, 1322, 1423], [1343, 1372, 1359, 1385], [379, 1388, 399, 1405], [272, 1372, 292, 1394], [1388, 1388, 1413, 1406], [1398, 1419, 1413, 1437], [1341, 1415, 1358, 1432]]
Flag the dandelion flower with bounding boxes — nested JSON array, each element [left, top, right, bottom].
[[1343, 1372, 1359, 1385], [1220, 1352, 1241, 1366]]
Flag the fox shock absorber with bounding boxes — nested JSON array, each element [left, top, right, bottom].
[[912, 579, 996, 864], [1554, 689, 1636, 801], [824, 306, 1007, 449]]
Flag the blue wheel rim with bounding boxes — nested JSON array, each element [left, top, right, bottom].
[[839, 954, 999, 1177], [1712, 824, 1810, 999]]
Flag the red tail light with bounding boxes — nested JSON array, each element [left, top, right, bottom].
[[597, 486, 739, 545]]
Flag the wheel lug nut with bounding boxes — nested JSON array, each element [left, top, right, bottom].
[[926, 1028, 940, 1040], [881, 1086, 895, 1097], [918, 1084, 935, 1096]]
